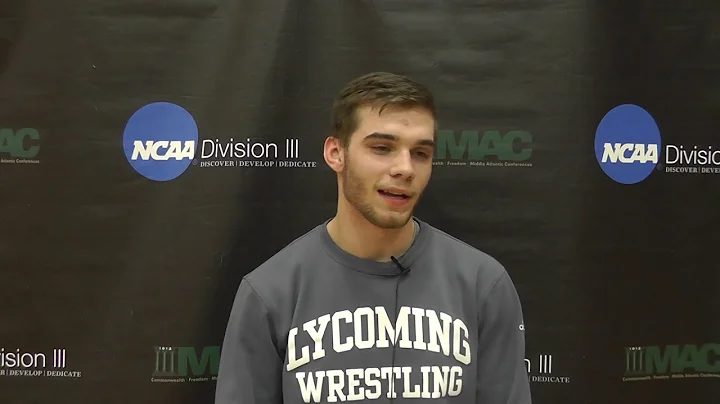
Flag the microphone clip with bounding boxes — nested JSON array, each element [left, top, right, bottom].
[[390, 256, 411, 276]]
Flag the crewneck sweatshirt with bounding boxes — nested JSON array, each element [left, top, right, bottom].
[[215, 217, 531, 403]]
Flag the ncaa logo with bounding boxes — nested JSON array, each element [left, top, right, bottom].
[[122, 102, 198, 182], [594, 104, 661, 185]]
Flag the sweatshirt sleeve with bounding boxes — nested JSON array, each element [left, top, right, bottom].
[[215, 278, 283, 404], [476, 270, 532, 403]]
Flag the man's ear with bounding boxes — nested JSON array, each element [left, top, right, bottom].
[[323, 136, 345, 173]]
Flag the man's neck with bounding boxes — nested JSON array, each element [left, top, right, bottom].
[[327, 204, 416, 263]]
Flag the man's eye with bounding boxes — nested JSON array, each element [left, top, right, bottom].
[[372, 146, 391, 152]]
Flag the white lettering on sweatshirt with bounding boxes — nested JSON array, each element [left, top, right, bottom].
[[285, 305, 472, 402]]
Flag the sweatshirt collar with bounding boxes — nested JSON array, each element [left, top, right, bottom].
[[319, 216, 431, 276]]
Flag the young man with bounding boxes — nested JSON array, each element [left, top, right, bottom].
[[215, 72, 531, 403]]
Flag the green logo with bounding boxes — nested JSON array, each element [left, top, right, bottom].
[[624, 344, 720, 381], [152, 346, 220, 380], [0, 128, 40, 158], [434, 129, 533, 167]]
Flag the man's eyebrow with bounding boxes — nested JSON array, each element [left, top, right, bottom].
[[417, 139, 435, 148], [364, 132, 435, 148], [364, 132, 398, 142]]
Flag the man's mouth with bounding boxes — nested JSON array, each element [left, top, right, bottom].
[[378, 189, 411, 200]]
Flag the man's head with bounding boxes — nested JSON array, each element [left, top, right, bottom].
[[323, 72, 437, 229]]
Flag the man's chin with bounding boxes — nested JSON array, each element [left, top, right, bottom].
[[369, 210, 413, 229]]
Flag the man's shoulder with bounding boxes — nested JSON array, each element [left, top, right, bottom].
[[243, 221, 325, 287], [422, 220, 508, 281]]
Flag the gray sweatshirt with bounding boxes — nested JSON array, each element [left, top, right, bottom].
[[215, 218, 531, 403]]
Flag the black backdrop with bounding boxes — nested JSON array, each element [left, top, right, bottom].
[[2, 1, 719, 403]]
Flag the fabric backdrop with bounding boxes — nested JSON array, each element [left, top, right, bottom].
[[1, 0, 719, 403]]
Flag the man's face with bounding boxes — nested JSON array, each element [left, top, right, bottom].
[[340, 104, 435, 229]]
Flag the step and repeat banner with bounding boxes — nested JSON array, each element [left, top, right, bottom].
[[1, 0, 719, 403]]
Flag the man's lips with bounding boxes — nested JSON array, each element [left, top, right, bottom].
[[378, 188, 411, 200]]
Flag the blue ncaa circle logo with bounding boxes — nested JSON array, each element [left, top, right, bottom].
[[594, 104, 662, 185], [122, 102, 198, 182]]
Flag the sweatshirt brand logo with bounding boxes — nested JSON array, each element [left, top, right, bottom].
[[286, 305, 471, 402]]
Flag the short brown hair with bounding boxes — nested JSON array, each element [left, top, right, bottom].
[[330, 72, 436, 146]]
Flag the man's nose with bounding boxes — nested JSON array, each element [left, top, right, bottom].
[[390, 150, 414, 179]]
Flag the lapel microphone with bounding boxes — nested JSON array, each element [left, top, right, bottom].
[[390, 256, 411, 276]]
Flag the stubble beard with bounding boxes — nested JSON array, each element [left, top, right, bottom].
[[341, 156, 413, 230]]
